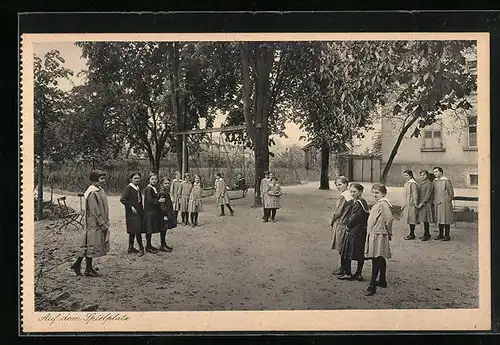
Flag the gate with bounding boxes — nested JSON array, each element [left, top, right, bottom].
[[347, 155, 381, 183]]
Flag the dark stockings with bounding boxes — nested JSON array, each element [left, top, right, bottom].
[[438, 224, 444, 238], [263, 208, 270, 221], [369, 257, 387, 291], [220, 205, 234, 215], [409, 224, 416, 237], [146, 233, 156, 249], [160, 230, 167, 246], [270, 208, 277, 220], [355, 260, 364, 277], [444, 224, 450, 237], [174, 211, 179, 223], [341, 259, 351, 275], [423, 222, 430, 237]]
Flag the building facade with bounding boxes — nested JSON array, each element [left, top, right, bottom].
[[381, 59, 478, 188]]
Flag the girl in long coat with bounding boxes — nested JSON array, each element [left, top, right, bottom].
[[214, 172, 234, 216], [402, 170, 419, 240], [432, 167, 455, 241], [179, 173, 193, 225], [170, 171, 182, 224], [417, 170, 435, 241], [329, 176, 353, 275], [158, 177, 176, 252], [188, 175, 203, 227], [119, 172, 145, 256], [260, 171, 270, 220], [143, 173, 165, 253], [263, 176, 282, 222], [338, 183, 370, 281], [70, 170, 110, 277], [365, 184, 393, 296]]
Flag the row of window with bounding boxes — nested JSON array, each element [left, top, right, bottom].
[[422, 117, 477, 150]]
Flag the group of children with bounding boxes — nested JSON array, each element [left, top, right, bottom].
[[119, 171, 239, 256], [329, 166, 456, 296], [329, 177, 393, 296], [402, 167, 455, 242]]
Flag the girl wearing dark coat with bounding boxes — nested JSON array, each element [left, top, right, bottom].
[[338, 183, 370, 281], [120, 172, 145, 256], [158, 177, 176, 252], [143, 173, 166, 254], [417, 170, 435, 241]]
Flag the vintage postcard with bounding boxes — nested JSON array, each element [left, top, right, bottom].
[[20, 32, 491, 333]]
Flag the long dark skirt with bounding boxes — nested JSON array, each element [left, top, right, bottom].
[[161, 214, 177, 231], [340, 231, 367, 261], [125, 212, 143, 234], [143, 211, 161, 234]]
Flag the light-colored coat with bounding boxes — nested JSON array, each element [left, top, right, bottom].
[[214, 177, 230, 206], [188, 182, 203, 212], [365, 198, 393, 259], [170, 178, 182, 211], [330, 190, 352, 251], [260, 177, 270, 205], [418, 179, 434, 223], [82, 185, 110, 258], [402, 179, 419, 225], [433, 176, 454, 224], [179, 180, 192, 212], [265, 182, 282, 209]]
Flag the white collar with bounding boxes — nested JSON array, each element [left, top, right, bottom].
[[356, 198, 369, 213], [147, 184, 157, 194], [378, 197, 393, 208], [341, 190, 353, 201], [84, 185, 100, 199], [128, 183, 140, 192], [438, 176, 449, 181]]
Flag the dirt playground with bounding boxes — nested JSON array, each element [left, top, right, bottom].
[[34, 182, 479, 311]]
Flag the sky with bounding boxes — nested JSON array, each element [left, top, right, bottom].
[[33, 41, 377, 153]]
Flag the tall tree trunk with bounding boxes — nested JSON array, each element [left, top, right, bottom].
[[380, 115, 419, 184], [36, 121, 44, 220], [252, 44, 273, 207], [319, 143, 330, 190], [169, 42, 183, 173]]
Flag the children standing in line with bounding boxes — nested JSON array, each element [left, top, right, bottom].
[[433, 167, 455, 241], [158, 177, 176, 252], [119, 172, 145, 256], [263, 175, 282, 222], [338, 183, 369, 281], [170, 171, 182, 224], [214, 172, 235, 216], [188, 175, 203, 227], [260, 171, 270, 220], [329, 176, 353, 275], [364, 184, 393, 296], [179, 173, 193, 226], [402, 170, 419, 240], [417, 170, 435, 241]]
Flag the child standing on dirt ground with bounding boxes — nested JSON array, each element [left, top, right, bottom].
[[158, 177, 176, 252], [179, 173, 193, 226], [260, 171, 270, 220], [263, 175, 282, 222], [402, 170, 419, 240], [214, 172, 234, 216], [119, 172, 145, 256], [71, 170, 110, 277], [170, 171, 182, 224], [364, 184, 393, 296], [143, 173, 166, 254], [188, 175, 203, 227], [329, 176, 353, 275], [433, 167, 455, 241], [338, 183, 369, 282], [417, 170, 435, 241]]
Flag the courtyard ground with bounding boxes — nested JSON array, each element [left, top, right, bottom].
[[34, 181, 479, 311]]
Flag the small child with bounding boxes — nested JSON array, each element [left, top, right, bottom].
[[364, 184, 393, 296], [263, 175, 282, 222], [158, 177, 177, 252], [170, 171, 182, 224], [179, 173, 193, 225], [214, 172, 234, 216], [188, 175, 203, 227]]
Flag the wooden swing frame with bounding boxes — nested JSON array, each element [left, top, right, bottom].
[[176, 125, 249, 200]]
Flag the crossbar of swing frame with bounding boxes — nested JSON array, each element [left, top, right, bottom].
[[176, 125, 247, 178]]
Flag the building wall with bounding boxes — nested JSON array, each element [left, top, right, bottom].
[[381, 100, 478, 188]]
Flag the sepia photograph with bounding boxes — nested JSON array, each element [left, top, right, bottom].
[[20, 32, 490, 332]]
